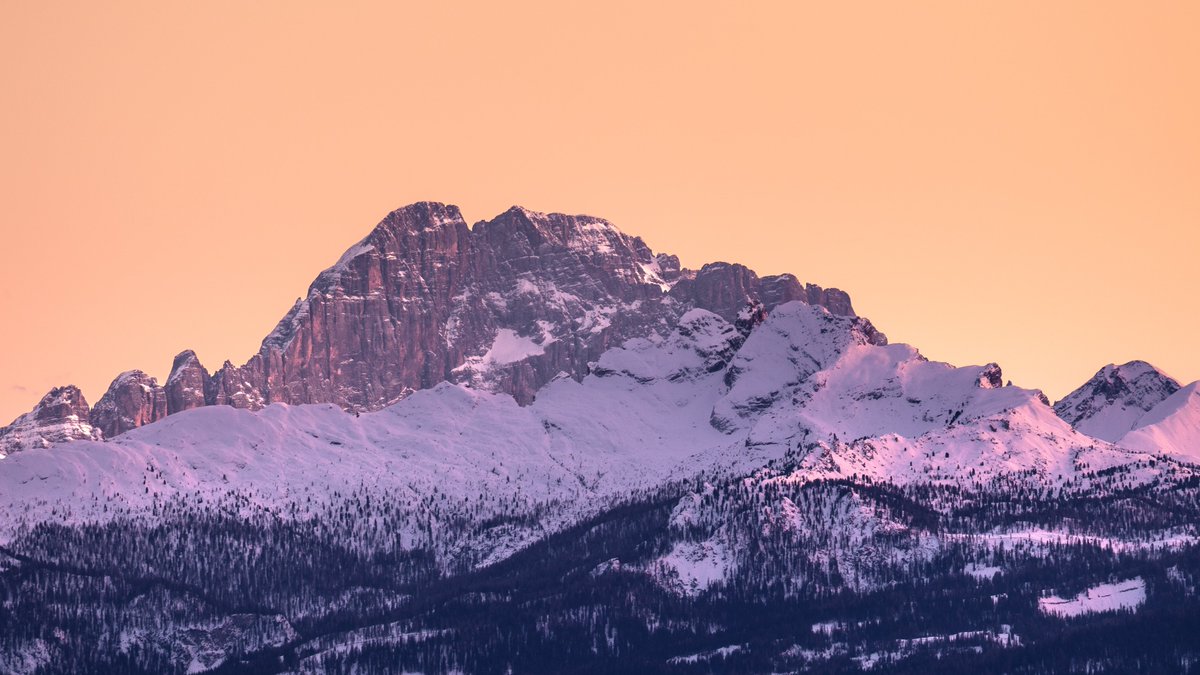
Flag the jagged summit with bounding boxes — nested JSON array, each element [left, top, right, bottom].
[[374, 200, 466, 233], [3, 225, 1199, 672], [0, 385, 99, 457], [0, 298, 1150, 533], [0, 203, 868, 452], [1049, 361, 1200, 462], [91, 370, 166, 439], [1053, 360, 1181, 442]]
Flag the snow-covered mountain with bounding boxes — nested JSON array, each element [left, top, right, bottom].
[[1053, 360, 1198, 462], [0, 305, 877, 548], [0, 203, 869, 455], [1053, 360, 1180, 441], [1117, 381, 1200, 461], [0, 386, 98, 457], [2, 202, 1198, 674], [2, 201, 1197, 562], [1, 299, 1191, 550]]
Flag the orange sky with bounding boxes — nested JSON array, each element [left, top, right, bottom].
[[1, 1, 1197, 422]]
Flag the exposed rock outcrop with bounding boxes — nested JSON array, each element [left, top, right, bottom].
[[91, 370, 167, 438], [191, 202, 875, 413], [1054, 360, 1181, 442], [2, 202, 881, 451], [166, 350, 212, 415], [0, 385, 100, 456]]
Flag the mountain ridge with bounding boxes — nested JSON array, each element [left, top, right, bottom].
[[4, 299, 1189, 548], [0, 202, 870, 453], [1053, 360, 1181, 441], [2, 202, 1199, 673]]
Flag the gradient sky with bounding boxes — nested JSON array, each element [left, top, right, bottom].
[[1, 1, 1197, 423]]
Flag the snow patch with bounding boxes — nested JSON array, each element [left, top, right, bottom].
[[1039, 578, 1146, 617], [483, 329, 545, 365], [667, 644, 743, 664], [964, 563, 1003, 580], [651, 538, 734, 596], [639, 261, 674, 292]]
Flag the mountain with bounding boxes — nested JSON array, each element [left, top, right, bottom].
[[1053, 360, 1199, 462], [0, 203, 870, 454], [2, 298, 1194, 572], [0, 385, 98, 457], [1117, 381, 1200, 461], [2, 203, 1199, 674], [1053, 360, 1180, 441], [0, 305, 894, 551], [90, 370, 168, 439]]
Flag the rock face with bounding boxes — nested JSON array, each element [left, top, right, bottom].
[[977, 363, 1005, 389], [166, 351, 212, 414], [215, 202, 878, 411], [0, 385, 100, 456], [1054, 360, 1181, 442], [91, 371, 168, 439], [1, 202, 881, 451]]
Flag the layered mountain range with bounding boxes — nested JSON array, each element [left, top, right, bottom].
[[3, 204, 1194, 466], [0, 202, 870, 452], [1, 203, 1197, 674]]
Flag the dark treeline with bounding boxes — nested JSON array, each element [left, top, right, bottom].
[[2, 468, 1199, 674]]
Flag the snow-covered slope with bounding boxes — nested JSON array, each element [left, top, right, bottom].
[[1117, 382, 1200, 461], [711, 301, 883, 430], [1054, 361, 1180, 441], [1038, 578, 1147, 618], [0, 310, 742, 545], [1053, 360, 1200, 463], [696, 304, 1161, 487], [0, 302, 1181, 554]]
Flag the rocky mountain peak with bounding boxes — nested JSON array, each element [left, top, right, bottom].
[[669, 263, 760, 322], [32, 385, 91, 422], [1053, 360, 1181, 442], [169, 349, 204, 374], [0, 384, 100, 456], [166, 350, 212, 414], [239, 201, 880, 413], [976, 363, 1004, 389], [369, 201, 468, 252], [92, 370, 168, 439], [1, 202, 880, 451], [480, 206, 624, 247], [1100, 361, 1176, 390], [383, 200, 465, 227], [472, 206, 659, 299]]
